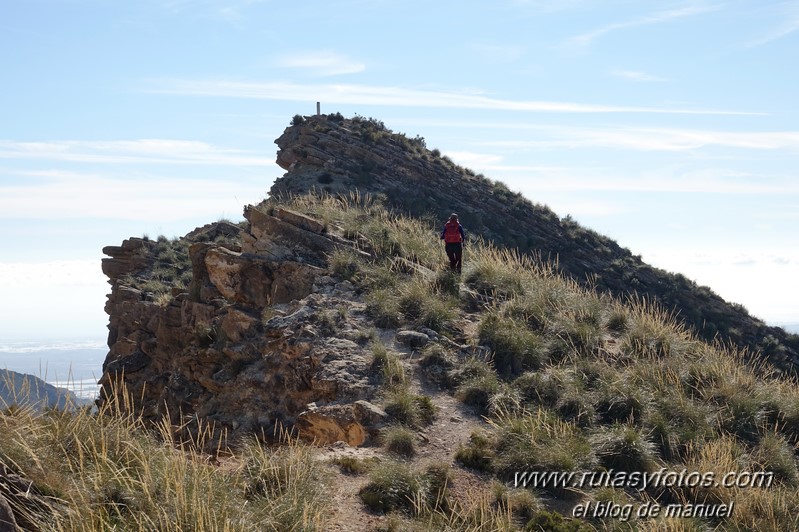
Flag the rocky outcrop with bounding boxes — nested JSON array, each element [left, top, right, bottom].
[[0, 464, 58, 532], [99, 208, 381, 447], [269, 114, 799, 370]]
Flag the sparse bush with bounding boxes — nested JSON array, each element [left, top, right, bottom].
[[382, 425, 417, 457], [479, 313, 544, 377], [418, 343, 457, 388], [383, 389, 435, 427], [371, 342, 406, 387], [332, 455, 375, 475], [590, 424, 658, 473], [358, 461, 449, 516], [455, 431, 494, 472], [456, 373, 501, 415]]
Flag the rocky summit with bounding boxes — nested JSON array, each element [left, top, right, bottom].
[[98, 113, 799, 448]]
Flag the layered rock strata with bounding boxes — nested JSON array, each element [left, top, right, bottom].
[[99, 206, 380, 446]]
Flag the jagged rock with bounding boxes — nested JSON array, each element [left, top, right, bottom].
[[396, 330, 430, 348], [353, 400, 389, 429], [220, 308, 258, 343], [99, 203, 379, 446], [0, 464, 56, 532], [273, 207, 326, 234], [101, 238, 155, 281], [0, 492, 17, 532]]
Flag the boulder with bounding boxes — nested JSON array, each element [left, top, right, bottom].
[[295, 404, 367, 446]]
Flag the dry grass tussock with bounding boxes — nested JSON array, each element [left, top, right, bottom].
[[0, 381, 330, 531]]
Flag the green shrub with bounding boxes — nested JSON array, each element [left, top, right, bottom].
[[590, 424, 658, 473], [752, 432, 798, 485], [514, 371, 562, 408], [358, 461, 450, 516], [328, 248, 359, 280], [555, 391, 596, 428], [455, 431, 494, 472], [491, 410, 595, 495], [359, 460, 421, 514], [525, 510, 592, 531], [382, 425, 417, 458], [332, 456, 375, 475], [479, 313, 544, 377], [383, 389, 435, 427], [456, 373, 501, 415], [418, 344, 457, 388], [594, 380, 649, 425], [371, 342, 407, 388]]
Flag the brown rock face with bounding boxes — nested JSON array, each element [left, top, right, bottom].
[[99, 208, 378, 447]]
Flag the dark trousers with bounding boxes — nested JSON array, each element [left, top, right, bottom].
[[445, 242, 462, 273]]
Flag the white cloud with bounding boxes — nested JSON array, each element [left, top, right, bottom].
[[0, 174, 266, 221], [150, 80, 759, 115], [611, 69, 668, 82], [642, 249, 799, 324], [569, 3, 720, 46], [0, 139, 275, 166], [276, 51, 366, 76]]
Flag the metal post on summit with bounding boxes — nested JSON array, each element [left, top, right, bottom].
[[316, 102, 320, 116]]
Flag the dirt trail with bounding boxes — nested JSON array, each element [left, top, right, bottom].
[[321, 317, 492, 532]]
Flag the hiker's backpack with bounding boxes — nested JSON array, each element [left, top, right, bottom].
[[443, 221, 463, 243]]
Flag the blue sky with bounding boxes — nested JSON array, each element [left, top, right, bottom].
[[1, 0, 798, 341]]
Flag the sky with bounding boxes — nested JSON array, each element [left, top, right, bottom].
[[1, 0, 798, 343]]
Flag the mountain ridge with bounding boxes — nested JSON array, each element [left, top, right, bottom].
[[270, 113, 799, 371], [0, 368, 89, 410]]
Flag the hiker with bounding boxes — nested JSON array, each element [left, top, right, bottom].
[[440, 213, 465, 273]]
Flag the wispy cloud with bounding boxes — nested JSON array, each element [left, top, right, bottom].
[[569, 3, 720, 47], [443, 150, 504, 168], [493, 166, 799, 195], [162, 0, 266, 19], [481, 125, 799, 152], [0, 139, 275, 166], [611, 69, 668, 82], [0, 173, 265, 221], [745, 1, 799, 47], [150, 80, 759, 115], [275, 51, 366, 76], [470, 43, 526, 63]]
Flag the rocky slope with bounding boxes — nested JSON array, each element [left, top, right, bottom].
[[271, 113, 799, 370]]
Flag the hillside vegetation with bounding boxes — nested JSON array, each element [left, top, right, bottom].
[[272, 114, 799, 371], [5, 192, 798, 531]]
